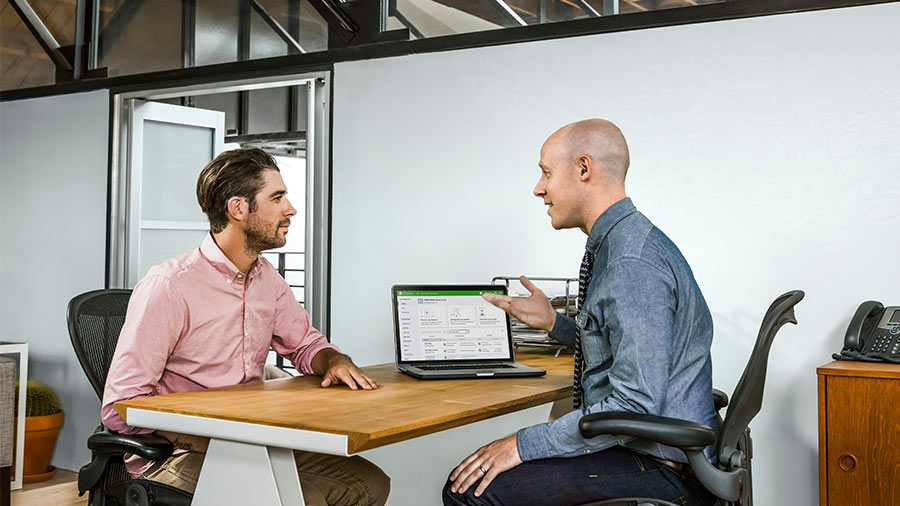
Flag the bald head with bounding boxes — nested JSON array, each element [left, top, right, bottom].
[[550, 118, 630, 184]]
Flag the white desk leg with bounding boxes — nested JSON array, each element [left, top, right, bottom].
[[192, 439, 304, 506], [269, 446, 304, 505]]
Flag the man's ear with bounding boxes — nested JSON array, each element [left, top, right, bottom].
[[226, 196, 248, 223], [576, 155, 593, 182]]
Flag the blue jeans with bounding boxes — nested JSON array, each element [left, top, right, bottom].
[[442, 446, 713, 506]]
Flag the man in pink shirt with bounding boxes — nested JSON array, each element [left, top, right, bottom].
[[102, 148, 389, 506]]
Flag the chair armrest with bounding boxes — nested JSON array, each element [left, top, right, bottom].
[[579, 412, 745, 501], [712, 388, 729, 412], [87, 430, 174, 461], [579, 412, 715, 451], [78, 429, 175, 495]]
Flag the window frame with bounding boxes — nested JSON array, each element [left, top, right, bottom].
[[107, 71, 333, 334]]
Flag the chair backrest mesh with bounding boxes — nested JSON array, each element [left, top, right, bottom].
[[717, 290, 804, 458], [67, 290, 133, 401]]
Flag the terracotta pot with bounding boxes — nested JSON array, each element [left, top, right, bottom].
[[14, 410, 64, 483]]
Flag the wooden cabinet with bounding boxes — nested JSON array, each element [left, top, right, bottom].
[[818, 361, 900, 506]]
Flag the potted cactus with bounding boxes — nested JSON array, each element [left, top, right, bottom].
[[14, 380, 64, 482]]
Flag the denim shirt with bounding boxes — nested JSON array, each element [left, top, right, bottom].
[[516, 198, 717, 463]]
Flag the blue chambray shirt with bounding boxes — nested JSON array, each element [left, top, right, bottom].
[[516, 197, 717, 463]]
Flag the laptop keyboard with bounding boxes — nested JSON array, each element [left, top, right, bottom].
[[417, 363, 516, 371]]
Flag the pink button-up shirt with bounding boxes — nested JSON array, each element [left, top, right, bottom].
[[101, 234, 338, 475]]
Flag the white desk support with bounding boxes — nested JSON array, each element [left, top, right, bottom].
[[125, 408, 349, 506], [0, 342, 28, 491]]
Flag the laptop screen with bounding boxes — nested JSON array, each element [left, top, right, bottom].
[[393, 286, 514, 363]]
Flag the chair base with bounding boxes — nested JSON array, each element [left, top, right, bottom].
[[105, 479, 192, 506], [578, 498, 680, 506]]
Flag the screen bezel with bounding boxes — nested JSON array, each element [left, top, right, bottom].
[[392, 284, 516, 365], [890, 308, 900, 325]]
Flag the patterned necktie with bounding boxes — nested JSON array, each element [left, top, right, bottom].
[[573, 250, 594, 410]]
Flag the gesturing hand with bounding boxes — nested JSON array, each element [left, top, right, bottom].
[[482, 276, 556, 332], [448, 434, 522, 497]]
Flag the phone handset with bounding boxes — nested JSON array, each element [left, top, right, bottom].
[[844, 300, 884, 351]]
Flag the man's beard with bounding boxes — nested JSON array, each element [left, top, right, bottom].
[[244, 213, 290, 254]]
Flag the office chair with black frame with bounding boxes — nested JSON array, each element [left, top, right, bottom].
[[576, 289, 804, 506], [68, 289, 192, 506]]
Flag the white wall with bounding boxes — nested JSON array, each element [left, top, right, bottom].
[[333, 3, 900, 505], [0, 90, 110, 472]]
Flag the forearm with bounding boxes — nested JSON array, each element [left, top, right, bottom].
[[516, 408, 626, 461], [100, 397, 154, 434]]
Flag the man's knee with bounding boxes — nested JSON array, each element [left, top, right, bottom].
[[348, 456, 390, 506], [441, 477, 490, 506]]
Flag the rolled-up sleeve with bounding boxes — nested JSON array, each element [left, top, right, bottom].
[[101, 276, 186, 434], [548, 313, 578, 349], [271, 278, 339, 375], [517, 257, 676, 461]]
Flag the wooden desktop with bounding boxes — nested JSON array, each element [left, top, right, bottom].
[[116, 350, 573, 505]]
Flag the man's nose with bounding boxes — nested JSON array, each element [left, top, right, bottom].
[[285, 198, 297, 217], [533, 179, 545, 197]]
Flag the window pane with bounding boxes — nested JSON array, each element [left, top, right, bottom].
[[138, 229, 208, 278], [100, 0, 182, 77], [141, 120, 213, 222]]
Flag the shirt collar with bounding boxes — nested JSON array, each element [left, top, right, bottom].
[[585, 197, 636, 254], [199, 233, 263, 281]]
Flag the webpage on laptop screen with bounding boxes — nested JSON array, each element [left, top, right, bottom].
[[396, 289, 510, 361]]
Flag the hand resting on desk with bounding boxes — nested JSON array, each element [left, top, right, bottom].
[[312, 348, 381, 390]]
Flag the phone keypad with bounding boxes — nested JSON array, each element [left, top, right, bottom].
[[871, 332, 900, 356]]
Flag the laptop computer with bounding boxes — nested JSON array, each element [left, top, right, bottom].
[[392, 284, 546, 379]]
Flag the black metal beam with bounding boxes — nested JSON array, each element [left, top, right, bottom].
[[289, 0, 302, 131], [388, 0, 425, 40], [87, 0, 100, 69], [182, 0, 196, 69], [73, 0, 87, 79], [181, 0, 196, 106], [317, 0, 408, 48], [239, 0, 251, 135], [307, 0, 359, 43], [3, 0, 896, 101], [244, 0, 307, 54], [9, 0, 73, 71]]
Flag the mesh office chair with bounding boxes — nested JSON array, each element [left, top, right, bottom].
[[577, 290, 805, 506], [68, 289, 192, 506]]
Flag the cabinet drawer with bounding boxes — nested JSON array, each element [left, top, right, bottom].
[[823, 375, 900, 506]]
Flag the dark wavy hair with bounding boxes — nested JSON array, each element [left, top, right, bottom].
[[196, 148, 279, 233]]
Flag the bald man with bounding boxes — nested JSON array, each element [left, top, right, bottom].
[[443, 119, 716, 506]]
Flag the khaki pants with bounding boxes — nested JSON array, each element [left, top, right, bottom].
[[143, 432, 389, 506]]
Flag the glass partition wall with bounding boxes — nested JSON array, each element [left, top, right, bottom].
[[387, 0, 729, 38], [108, 72, 332, 336], [2, 0, 737, 92]]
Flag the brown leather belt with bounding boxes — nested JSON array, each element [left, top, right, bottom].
[[650, 456, 685, 473]]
